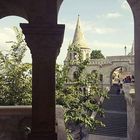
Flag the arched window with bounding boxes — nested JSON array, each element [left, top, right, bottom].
[[91, 70, 98, 78], [73, 71, 79, 79], [99, 74, 103, 82], [74, 52, 78, 60], [91, 70, 97, 74], [69, 53, 72, 60]]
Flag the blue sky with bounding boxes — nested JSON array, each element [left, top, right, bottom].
[[0, 0, 133, 64]]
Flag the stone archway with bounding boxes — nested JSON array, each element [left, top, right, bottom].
[[110, 66, 128, 86], [59, 0, 140, 139], [0, 1, 65, 140], [127, 1, 140, 139], [1, 0, 140, 140], [0, 1, 28, 20]]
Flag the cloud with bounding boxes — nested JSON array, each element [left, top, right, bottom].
[[82, 22, 118, 34], [65, 22, 75, 31], [89, 41, 132, 56], [61, 20, 118, 35], [97, 12, 122, 19], [0, 27, 32, 63], [121, 1, 131, 11], [93, 27, 118, 34], [106, 12, 122, 18], [90, 41, 125, 49], [0, 27, 16, 50]]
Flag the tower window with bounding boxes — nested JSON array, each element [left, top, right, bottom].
[[73, 71, 79, 79], [70, 53, 72, 59], [74, 53, 78, 59]]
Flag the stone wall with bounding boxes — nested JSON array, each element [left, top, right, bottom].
[[0, 105, 66, 140], [88, 56, 134, 87], [123, 83, 135, 140], [66, 55, 134, 88], [89, 55, 134, 65]]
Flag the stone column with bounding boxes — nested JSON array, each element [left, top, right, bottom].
[[20, 24, 65, 140], [127, 0, 140, 139]]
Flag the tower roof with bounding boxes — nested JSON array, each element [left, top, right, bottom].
[[128, 41, 134, 56], [72, 15, 89, 49]]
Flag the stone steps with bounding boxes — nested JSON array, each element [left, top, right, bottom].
[[92, 112, 127, 137], [102, 94, 126, 112], [91, 85, 127, 138]]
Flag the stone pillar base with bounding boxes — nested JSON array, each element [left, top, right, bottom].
[[28, 132, 57, 140]]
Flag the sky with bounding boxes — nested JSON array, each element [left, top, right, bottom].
[[0, 0, 134, 64]]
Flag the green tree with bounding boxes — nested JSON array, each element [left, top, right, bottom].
[[0, 26, 107, 139], [56, 60, 107, 140], [90, 50, 105, 59], [0, 27, 32, 105]]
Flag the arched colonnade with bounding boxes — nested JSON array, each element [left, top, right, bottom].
[[0, 0, 140, 140]]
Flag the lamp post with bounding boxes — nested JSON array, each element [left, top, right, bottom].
[[124, 46, 127, 56]]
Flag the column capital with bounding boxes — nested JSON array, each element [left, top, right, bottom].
[[20, 24, 65, 61]]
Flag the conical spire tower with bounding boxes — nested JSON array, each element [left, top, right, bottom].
[[72, 15, 88, 49], [64, 15, 91, 64]]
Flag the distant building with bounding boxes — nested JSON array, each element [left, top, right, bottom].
[[64, 16, 134, 87]]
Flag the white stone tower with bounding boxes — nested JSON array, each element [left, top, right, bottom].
[[64, 15, 91, 65]]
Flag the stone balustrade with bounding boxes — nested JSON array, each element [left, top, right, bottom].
[[106, 56, 134, 64], [89, 59, 111, 65], [0, 105, 66, 140], [89, 55, 134, 66], [123, 83, 135, 140]]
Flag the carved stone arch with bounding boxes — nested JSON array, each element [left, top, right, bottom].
[[99, 73, 103, 82], [127, 0, 140, 8], [91, 70, 98, 79], [91, 70, 97, 74], [73, 70, 79, 80], [0, 0, 63, 24], [126, 0, 140, 139], [0, 1, 28, 21], [110, 66, 128, 86], [0, 1, 65, 140]]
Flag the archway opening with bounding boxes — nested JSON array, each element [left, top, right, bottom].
[[110, 66, 133, 95], [57, 0, 134, 138], [0, 16, 32, 105], [58, 0, 134, 65], [111, 67, 127, 85]]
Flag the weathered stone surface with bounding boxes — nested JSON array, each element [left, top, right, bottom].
[[56, 105, 67, 140], [127, 0, 140, 139], [66, 49, 134, 88], [123, 84, 135, 140], [0, 105, 66, 140], [87, 134, 127, 140], [0, 0, 63, 24]]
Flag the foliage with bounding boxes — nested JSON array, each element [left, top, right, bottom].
[[0, 27, 32, 105], [90, 50, 105, 59], [68, 44, 83, 65], [56, 59, 107, 139], [0, 26, 107, 139]]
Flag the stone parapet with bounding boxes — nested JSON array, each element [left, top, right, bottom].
[[89, 56, 134, 66], [123, 83, 135, 140], [0, 105, 66, 140], [106, 56, 134, 64]]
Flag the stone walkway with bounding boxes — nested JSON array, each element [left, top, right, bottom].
[[91, 84, 127, 137], [86, 134, 127, 140]]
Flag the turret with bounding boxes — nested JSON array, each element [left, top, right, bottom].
[[64, 15, 91, 65]]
